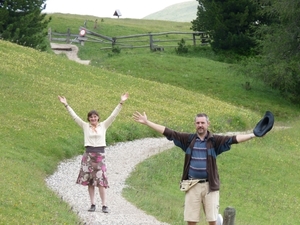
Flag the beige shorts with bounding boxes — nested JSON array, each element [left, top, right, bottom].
[[184, 182, 219, 222]]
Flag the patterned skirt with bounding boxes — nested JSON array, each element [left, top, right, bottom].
[[76, 151, 109, 188]]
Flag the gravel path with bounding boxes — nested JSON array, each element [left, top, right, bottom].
[[50, 43, 91, 65], [46, 138, 174, 225]]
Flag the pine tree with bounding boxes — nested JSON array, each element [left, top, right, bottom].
[[251, 0, 300, 102], [191, 0, 260, 55], [0, 0, 50, 51]]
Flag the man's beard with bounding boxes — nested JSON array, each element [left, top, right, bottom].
[[197, 128, 206, 135]]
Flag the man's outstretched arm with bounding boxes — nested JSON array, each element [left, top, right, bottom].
[[133, 111, 165, 134], [236, 133, 256, 143]]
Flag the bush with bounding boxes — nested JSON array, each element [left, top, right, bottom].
[[112, 45, 121, 54], [175, 38, 188, 54]]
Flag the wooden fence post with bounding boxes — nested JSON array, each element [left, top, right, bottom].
[[149, 33, 154, 51], [112, 37, 116, 48], [48, 28, 52, 42], [66, 28, 70, 43], [223, 207, 236, 225], [192, 33, 196, 46]]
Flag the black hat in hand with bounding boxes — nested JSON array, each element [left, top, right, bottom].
[[253, 111, 274, 137]]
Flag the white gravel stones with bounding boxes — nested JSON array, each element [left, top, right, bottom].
[[46, 137, 174, 225]]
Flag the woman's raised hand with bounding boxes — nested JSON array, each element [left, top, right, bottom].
[[58, 95, 68, 106], [120, 92, 129, 103]]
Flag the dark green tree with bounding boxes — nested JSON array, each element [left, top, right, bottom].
[[250, 0, 300, 102], [191, 0, 260, 55], [0, 0, 50, 51]]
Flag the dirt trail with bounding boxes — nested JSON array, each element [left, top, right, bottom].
[[50, 43, 90, 65]]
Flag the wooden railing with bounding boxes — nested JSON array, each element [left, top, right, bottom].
[[48, 27, 210, 51]]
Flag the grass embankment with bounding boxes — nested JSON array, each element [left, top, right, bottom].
[[0, 14, 299, 224], [0, 40, 258, 224], [123, 124, 300, 225], [46, 13, 296, 120]]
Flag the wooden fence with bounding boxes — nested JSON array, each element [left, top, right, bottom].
[[48, 27, 210, 51]]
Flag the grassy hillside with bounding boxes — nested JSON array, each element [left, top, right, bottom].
[[0, 39, 259, 224], [47, 13, 192, 37], [47, 14, 297, 121], [124, 123, 300, 225], [143, 1, 198, 22], [0, 13, 299, 224]]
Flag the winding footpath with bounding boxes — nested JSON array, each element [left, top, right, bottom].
[[46, 138, 174, 225]]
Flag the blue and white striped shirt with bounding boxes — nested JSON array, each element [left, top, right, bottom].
[[188, 137, 208, 179]]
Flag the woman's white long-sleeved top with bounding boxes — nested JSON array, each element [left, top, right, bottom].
[[66, 104, 122, 147]]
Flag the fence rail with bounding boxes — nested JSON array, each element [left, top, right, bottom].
[[48, 27, 210, 51]]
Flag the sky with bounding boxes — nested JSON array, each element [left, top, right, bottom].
[[43, 0, 193, 19]]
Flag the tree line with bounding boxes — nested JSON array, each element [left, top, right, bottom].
[[1, 0, 299, 102], [0, 0, 50, 51], [191, 0, 300, 103]]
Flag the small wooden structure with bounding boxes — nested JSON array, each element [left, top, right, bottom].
[[113, 9, 122, 18], [223, 206, 236, 225]]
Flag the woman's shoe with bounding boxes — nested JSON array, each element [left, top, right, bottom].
[[88, 204, 96, 212], [102, 205, 109, 213]]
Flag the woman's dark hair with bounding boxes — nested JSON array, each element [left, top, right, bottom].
[[87, 110, 100, 121]]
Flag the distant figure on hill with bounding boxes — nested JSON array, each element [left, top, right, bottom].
[[58, 93, 129, 213], [133, 111, 273, 225], [94, 19, 98, 29]]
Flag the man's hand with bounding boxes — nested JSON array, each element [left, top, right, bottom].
[[133, 111, 148, 125]]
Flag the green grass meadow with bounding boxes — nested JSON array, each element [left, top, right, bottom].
[[123, 125, 300, 225], [0, 14, 299, 224]]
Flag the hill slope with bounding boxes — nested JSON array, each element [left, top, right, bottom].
[[143, 1, 198, 22], [0, 39, 262, 223], [1, 13, 299, 225]]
